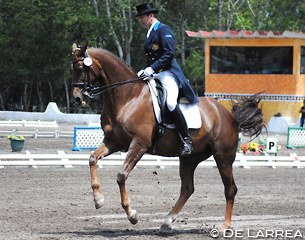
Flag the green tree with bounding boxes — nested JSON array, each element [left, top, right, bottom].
[[183, 49, 205, 96], [1, 0, 305, 112]]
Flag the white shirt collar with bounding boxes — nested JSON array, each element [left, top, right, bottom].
[[147, 20, 159, 38]]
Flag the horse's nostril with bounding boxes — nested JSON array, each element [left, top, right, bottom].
[[72, 97, 82, 107]]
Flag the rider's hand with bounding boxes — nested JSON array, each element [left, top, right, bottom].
[[143, 67, 154, 76], [137, 67, 154, 77], [137, 69, 144, 77]]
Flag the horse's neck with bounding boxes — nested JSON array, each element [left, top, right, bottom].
[[102, 67, 145, 113], [91, 49, 146, 114]]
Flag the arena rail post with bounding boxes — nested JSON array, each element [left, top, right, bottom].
[[26, 151, 37, 168]]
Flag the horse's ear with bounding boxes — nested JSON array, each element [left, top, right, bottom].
[[72, 43, 78, 52], [80, 41, 88, 55]]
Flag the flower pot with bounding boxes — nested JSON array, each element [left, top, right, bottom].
[[10, 139, 25, 152]]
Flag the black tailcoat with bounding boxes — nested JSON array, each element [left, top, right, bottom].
[[143, 21, 198, 104]]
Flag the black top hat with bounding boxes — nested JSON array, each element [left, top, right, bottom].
[[135, 3, 159, 17]]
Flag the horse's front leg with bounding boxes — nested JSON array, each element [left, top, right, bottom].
[[117, 140, 147, 225], [89, 143, 114, 209]]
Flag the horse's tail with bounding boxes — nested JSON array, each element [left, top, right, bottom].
[[231, 94, 265, 139]]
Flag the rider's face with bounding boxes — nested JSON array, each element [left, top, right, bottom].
[[137, 13, 153, 29]]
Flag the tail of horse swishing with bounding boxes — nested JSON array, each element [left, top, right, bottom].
[[71, 43, 264, 233]]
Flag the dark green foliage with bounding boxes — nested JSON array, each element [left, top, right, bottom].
[[0, 0, 304, 111]]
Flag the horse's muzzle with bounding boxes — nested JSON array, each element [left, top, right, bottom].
[[72, 97, 88, 107]]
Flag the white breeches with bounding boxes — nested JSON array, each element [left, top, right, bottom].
[[156, 71, 179, 112]]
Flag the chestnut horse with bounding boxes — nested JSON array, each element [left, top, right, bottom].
[[71, 43, 264, 233]]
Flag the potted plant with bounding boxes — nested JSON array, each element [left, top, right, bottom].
[[7, 134, 25, 152]]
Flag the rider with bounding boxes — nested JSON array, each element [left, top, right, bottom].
[[135, 2, 199, 156]]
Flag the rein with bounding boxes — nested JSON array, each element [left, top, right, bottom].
[[72, 71, 146, 98], [85, 76, 146, 98]]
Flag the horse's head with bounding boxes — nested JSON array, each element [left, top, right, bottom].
[[71, 43, 140, 108], [71, 42, 100, 107]]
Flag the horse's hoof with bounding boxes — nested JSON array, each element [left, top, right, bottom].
[[128, 210, 138, 225], [94, 194, 105, 209], [221, 225, 233, 237], [159, 223, 172, 234], [220, 224, 231, 232]]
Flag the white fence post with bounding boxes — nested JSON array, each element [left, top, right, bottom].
[[238, 153, 250, 169], [26, 151, 37, 168], [55, 130, 60, 138], [58, 151, 73, 168], [266, 153, 276, 169], [34, 130, 38, 139], [157, 157, 165, 169], [290, 153, 303, 169]]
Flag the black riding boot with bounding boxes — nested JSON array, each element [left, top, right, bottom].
[[172, 105, 193, 156]]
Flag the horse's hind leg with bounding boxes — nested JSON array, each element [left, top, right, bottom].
[[160, 157, 198, 233], [215, 157, 237, 230], [117, 140, 148, 225]]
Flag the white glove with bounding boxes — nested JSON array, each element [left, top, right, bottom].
[[137, 69, 144, 77], [137, 67, 154, 77], [144, 67, 154, 76]]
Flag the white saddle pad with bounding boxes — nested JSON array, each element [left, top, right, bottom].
[[147, 82, 202, 129]]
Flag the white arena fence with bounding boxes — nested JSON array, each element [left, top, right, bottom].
[[0, 120, 58, 128], [0, 120, 73, 138], [0, 129, 73, 139], [0, 151, 304, 169]]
